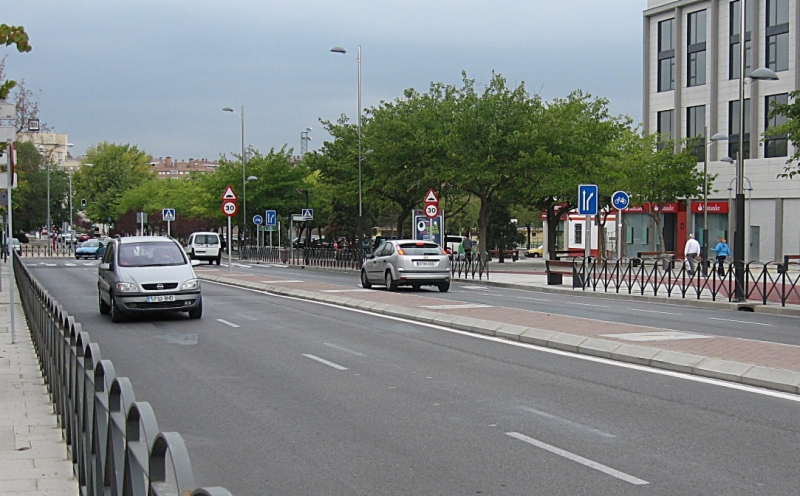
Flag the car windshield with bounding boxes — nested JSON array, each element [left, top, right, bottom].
[[82, 240, 100, 248], [398, 243, 443, 256], [118, 241, 186, 267], [195, 234, 219, 245]]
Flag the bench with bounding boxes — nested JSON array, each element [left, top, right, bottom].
[[545, 260, 585, 288]]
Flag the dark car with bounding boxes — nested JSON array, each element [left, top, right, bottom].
[[97, 236, 202, 322]]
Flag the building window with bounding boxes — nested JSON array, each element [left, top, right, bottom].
[[658, 18, 675, 92], [728, 99, 750, 159], [766, 0, 789, 72], [574, 223, 583, 245], [687, 105, 705, 161], [765, 93, 788, 158], [687, 10, 706, 87], [729, 0, 752, 79], [657, 110, 674, 150]]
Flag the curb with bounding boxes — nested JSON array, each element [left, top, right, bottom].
[[199, 273, 800, 396]]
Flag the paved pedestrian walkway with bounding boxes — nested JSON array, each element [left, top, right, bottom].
[[0, 263, 78, 495], [199, 265, 800, 395]]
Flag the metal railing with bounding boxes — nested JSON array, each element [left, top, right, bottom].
[[9, 243, 79, 257], [566, 256, 800, 307], [12, 252, 232, 496]]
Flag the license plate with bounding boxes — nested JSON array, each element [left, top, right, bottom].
[[147, 295, 176, 303], [415, 261, 437, 267]]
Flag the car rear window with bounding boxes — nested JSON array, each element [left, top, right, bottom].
[[195, 234, 219, 245], [398, 243, 443, 256], [118, 241, 187, 267]]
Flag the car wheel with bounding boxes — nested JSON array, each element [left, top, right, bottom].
[[75, 255, 80, 260], [110, 294, 124, 323], [188, 299, 203, 319], [438, 282, 450, 293], [361, 270, 372, 289], [385, 271, 397, 291], [216, 255, 221, 265], [99, 293, 110, 315]]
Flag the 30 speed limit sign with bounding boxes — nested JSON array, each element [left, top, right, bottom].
[[424, 203, 439, 218], [221, 200, 239, 217]]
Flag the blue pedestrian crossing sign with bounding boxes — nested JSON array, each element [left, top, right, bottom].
[[162, 208, 176, 222], [253, 214, 263, 225], [578, 184, 598, 215], [301, 208, 313, 221], [265, 210, 277, 226], [611, 191, 630, 210]]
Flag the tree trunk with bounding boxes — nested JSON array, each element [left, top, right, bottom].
[[477, 196, 490, 263], [546, 206, 560, 260]]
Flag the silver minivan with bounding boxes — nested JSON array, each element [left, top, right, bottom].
[[361, 239, 451, 292], [98, 236, 202, 322]]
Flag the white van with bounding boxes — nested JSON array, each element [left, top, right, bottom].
[[444, 235, 472, 260], [186, 232, 222, 265]]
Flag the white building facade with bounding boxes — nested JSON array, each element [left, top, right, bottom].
[[643, 0, 799, 261]]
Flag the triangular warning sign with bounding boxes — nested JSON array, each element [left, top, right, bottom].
[[221, 185, 238, 201], [424, 188, 438, 204]]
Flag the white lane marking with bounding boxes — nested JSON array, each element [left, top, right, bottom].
[[422, 303, 493, 310], [303, 354, 348, 370], [261, 280, 304, 284], [267, 264, 288, 268], [321, 289, 373, 293], [43, 263, 57, 267], [216, 319, 240, 328], [601, 331, 713, 342], [629, 308, 682, 316], [232, 263, 252, 268], [239, 314, 258, 321], [323, 342, 365, 356], [205, 280, 800, 404], [506, 432, 648, 485], [571, 302, 609, 308], [83, 262, 98, 266], [517, 297, 552, 302], [64, 262, 76, 267], [709, 317, 771, 327], [519, 406, 616, 438]]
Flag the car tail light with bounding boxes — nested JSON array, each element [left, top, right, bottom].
[[397, 248, 405, 255]]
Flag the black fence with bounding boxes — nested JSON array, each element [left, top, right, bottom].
[[239, 245, 491, 279], [556, 256, 800, 307], [8, 243, 79, 257], [12, 252, 232, 496]]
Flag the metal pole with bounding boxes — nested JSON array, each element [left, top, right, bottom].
[[241, 105, 246, 250], [7, 140, 16, 343], [734, 0, 746, 301], [227, 216, 232, 274], [68, 171, 73, 232], [357, 44, 363, 253], [167, 220, 171, 237], [618, 210, 623, 260]]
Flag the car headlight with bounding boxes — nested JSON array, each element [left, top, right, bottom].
[[115, 282, 138, 293], [182, 279, 199, 290]]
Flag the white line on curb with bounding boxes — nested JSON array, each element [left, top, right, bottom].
[[303, 354, 348, 370], [216, 319, 240, 328], [506, 432, 648, 485]]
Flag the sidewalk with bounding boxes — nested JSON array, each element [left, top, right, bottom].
[[0, 263, 78, 495], [199, 265, 800, 395]]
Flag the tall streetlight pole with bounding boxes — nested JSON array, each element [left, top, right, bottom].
[[733, 0, 778, 300], [223, 105, 247, 244], [38, 145, 51, 238], [330, 45, 362, 252]]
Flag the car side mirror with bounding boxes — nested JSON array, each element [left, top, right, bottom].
[[99, 263, 110, 270]]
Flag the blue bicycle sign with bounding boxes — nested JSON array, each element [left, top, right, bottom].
[[611, 191, 630, 210]]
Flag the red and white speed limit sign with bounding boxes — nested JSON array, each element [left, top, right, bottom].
[[424, 203, 439, 218], [221, 200, 239, 217]]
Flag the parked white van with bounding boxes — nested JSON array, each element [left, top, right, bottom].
[[186, 232, 223, 265]]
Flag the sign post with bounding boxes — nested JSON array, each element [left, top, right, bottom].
[[221, 186, 239, 273], [253, 214, 263, 249], [611, 191, 630, 260], [578, 184, 598, 259], [424, 189, 440, 246], [265, 210, 276, 248]]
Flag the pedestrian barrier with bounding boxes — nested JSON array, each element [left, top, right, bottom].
[[451, 255, 490, 280], [12, 251, 232, 496], [8, 243, 79, 257], [567, 257, 800, 307]]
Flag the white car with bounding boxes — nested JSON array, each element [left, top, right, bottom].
[[186, 232, 223, 265]]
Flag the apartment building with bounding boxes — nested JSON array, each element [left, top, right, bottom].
[[643, 0, 798, 261]]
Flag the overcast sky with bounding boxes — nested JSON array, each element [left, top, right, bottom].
[[4, 1, 646, 161]]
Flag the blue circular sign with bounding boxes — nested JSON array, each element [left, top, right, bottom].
[[253, 214, 263, 225], [612, 191, 630, 210]]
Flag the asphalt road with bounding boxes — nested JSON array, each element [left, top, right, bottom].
[[213, 260, 800, 346], [25, 258, 800, 495]]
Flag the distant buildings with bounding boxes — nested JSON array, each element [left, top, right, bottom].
[[149, 157, 219, 178]]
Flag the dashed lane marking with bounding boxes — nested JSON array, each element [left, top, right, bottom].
[[303, 354, 348, 370], [216, 319, 240, 328]]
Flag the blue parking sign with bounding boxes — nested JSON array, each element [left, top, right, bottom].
[[265, 210, 277, 226], [578, 184, 598, 215]]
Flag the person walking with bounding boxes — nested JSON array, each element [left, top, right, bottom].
[[711, 237, 731, 278], [684, 233, 701, 276]]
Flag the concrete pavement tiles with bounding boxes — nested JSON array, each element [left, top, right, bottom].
[[0, 265, 79, 495], [199, 269, 800, 395]]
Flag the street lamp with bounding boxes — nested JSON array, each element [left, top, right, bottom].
[[222, 105, 247, 243], [733, 1, 779, 301], [701, 130, 728, 253], [330, 44, 363, 251], [65, 143, 74, 231], [300, 127, 312, 156]]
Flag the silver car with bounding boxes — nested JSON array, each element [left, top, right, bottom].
[[361, 239, 451, 292], [97, 236, 202, 322]]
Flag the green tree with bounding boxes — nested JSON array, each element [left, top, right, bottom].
[[765, 91, 800, 178], [72, 142, 154, 224], [0, 24, 31, 102]]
